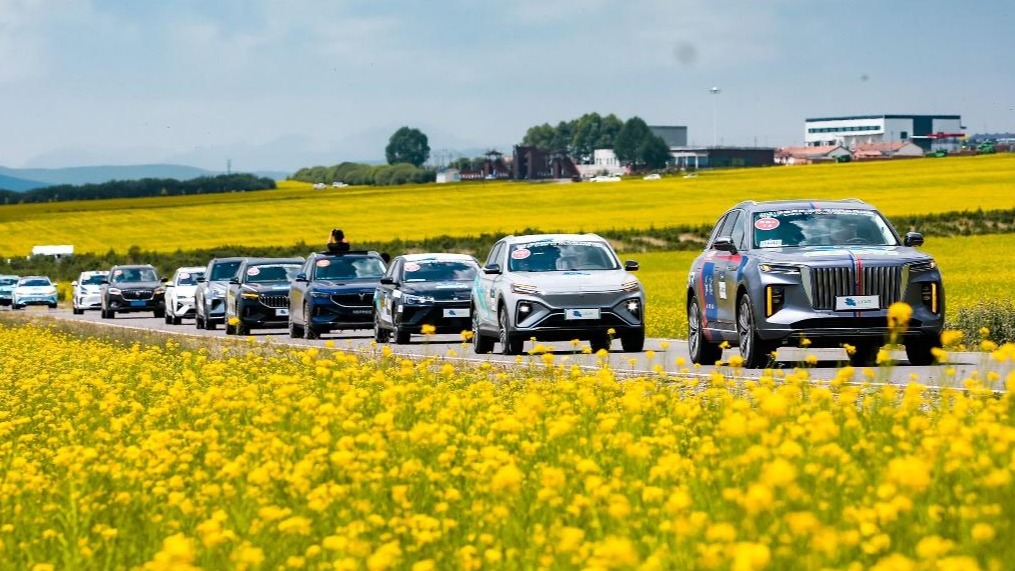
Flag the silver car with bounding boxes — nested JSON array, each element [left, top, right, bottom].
[[164, 266, 206, 325], [686, 199, 945, 368], [471, 233, 645, 355]]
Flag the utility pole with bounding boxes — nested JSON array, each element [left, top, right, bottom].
[[710, 87, 721, 147]]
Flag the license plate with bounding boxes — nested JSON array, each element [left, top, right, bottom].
[[835, 295, 879, 311], [443, 308, 469, 318], [565, 308, 600, 320], [129, 300, 147, 307], [352, 309, 372, 315], [276, 308, 289, 317]]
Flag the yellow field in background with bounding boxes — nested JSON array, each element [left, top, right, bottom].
[[1, 154, 1013, 256]]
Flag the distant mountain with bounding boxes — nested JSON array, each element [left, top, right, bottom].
[[0, 172, 50, 192], [0, 164, 294, 192]]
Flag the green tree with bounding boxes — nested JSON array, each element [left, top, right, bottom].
[[385, 127, 430, 167], [639, 135, 673, 169], [522, 123, 556, 150], [614, 117, 652, 165]]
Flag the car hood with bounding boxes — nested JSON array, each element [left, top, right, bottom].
[[753, 245, 932, 265], [511, 270, 640, 293], [242, 282, 292, 293], [16, 286, 56, 294], [76, 284, 103, 293], [402, 281, 473, 301], [110, 281, 163, 289], [171, 285, 198, 296], [310, 279, 379, 293]]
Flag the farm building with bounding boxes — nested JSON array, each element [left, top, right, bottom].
[[852, 141, 925, 160], [775, 145, 851, 165], [805, 114, 964, 153], [30, 244, 73, 260]]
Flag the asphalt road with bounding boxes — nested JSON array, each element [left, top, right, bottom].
[[9, 306, 1010, 389]]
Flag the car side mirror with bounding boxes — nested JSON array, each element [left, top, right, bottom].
[[71, 281, 78, 286], [101, 280, 109, 285], [904, 232, 924, 247], [483, 263, 502, 275], [161, 277, 169, 283], [624, 260, 639, 272], [713, 236, 737, 253], [295, 272, 308, 282], [380, 276, 396, 285], [229, 277, 240, 284], [196, 277, 206, 283]]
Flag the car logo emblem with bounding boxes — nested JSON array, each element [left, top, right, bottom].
[[358, 293, 366, 301]]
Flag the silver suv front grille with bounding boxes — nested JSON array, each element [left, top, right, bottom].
[[810, 265, 902, 310]]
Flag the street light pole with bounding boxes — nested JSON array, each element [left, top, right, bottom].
[[710, 86, 721, 147]]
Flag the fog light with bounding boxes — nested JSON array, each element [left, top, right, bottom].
[[627, 299, 640, 313], [921, 282, 939, 314], [765, 285, 785, 317]]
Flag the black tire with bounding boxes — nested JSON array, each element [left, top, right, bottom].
[[590, 333, 611, 354], [472, 312, 494, 354], [620, 329, 645, 352], [73, 307, 83, 315], [48, 303, 57, 310], [374, 322, 388, 343], [103, 308, 115, 319], [12, 304, 22, 310], [303, 303, 319, 340], [394, 327, 411, 345], [195, 313, 204, 329], [737, 293, 777, 369], [154, 310, 165, 319], [848, 341, 881, 367], [905, 334, 941, 366], [224, 319, 235, 335], [688, 296, 723, 365], [498, 307, 524, 355], [235, 321, 248, 336], [165, 312, 173, 324], [205, 318, 216, 331], [172, 316, 182, 325]]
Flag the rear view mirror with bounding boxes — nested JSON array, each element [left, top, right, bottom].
[[295, 273, 308, 282], [380, 277, 396, 285], [483, 263, 502, 275], [904, 232, 924, 247], [713, 237, 737, 253], [624, 260, 639, 272]]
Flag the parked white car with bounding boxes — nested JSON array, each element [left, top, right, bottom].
[[164, 266, 206, 325], [72, 270, 109, 314]]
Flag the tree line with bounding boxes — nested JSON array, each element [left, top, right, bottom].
[[521, 112, 672, 170], [0, 174, 276, 204]]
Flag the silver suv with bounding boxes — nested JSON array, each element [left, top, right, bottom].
[[471, 233, 645, 354], [686, 199, 944, 368]]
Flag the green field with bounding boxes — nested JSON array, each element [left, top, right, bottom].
[[1, 154, 1013, 257]]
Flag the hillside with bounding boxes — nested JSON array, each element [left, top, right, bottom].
[[0, 154, 1013, 257], [0, 173, 49, 192], [0, 164, 217, 188]]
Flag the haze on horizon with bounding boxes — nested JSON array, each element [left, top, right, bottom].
[[1, 0, 1012, 173]]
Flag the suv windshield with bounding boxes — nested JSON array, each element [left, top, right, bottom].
[[313, 257, 386, 280], [753, 208, 899, 248], [81, 274, 107, 285], [176, 271, 204, 285], [20, 278, 51, 287], [402, 260, 477, 282], [508, 240, 619, 272], [111, 268, 158, 282], [245, 264, 302, 283], [210, 261, 242, 281]]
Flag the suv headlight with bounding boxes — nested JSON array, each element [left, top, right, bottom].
[[909, 260, 937, 272], [621, 279, 641, 293], [511, 283, 540, 295], [310, 290, 332, 298], [759, 263, 801, 274], [402, 292, 435, 304], [107, 287, 121, 295], [154, 287, 166, 295]]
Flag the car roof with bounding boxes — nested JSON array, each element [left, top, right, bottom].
[[310, 250, 381, 258], [502, 233, 607, 243], [731, 198, 875, 212], [79, 270, 108, 275], [243, 257, 305, 265], [19, 275, 51, 281], [209, 256, 248, 263], [174, 266, 206, 273], [400, 253, 476, 262], [110, 264, 157, 270]]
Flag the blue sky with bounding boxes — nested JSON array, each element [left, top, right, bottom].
[[1, 0, 1012, 172]]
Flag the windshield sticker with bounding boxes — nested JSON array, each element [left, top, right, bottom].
[[316, 259, 331, 267], [404, 262, 421, 272], [757, 208, 872, 218], [759, 239, 783, 248], [755, 217, 780, 231], [511, 249, 531, 260], [179, 272, 190, 280], [113, 270, 123, 276], [247, 267, 261, 276]]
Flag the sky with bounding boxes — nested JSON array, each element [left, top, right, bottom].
[[1, 0, 1012, 173]]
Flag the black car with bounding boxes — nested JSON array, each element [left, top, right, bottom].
[[224, 257, 304, 335], [374, 253, 479, 344], [100, 264, 167, 318], [194, 257, 246, 330], [288, 251, 387, 339]]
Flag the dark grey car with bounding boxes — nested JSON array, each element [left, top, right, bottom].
[[686, 199, 944, 368]]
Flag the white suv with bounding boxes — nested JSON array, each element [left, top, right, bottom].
[[164, 266, 206, 325], [72, 270, 109, 314]]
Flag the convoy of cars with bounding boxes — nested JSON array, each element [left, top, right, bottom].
[[5, 197, 948, 366]]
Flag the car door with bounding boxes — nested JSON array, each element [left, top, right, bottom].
[[375, 257, 402, 328], [474, 241, 505, 329], [711, 210, 745, 328], [290, 258, 313, 325]]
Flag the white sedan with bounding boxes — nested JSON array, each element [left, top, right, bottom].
[[164, 266, 206, 325]]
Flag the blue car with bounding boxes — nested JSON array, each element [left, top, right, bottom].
[[12, 276, 58, 309], [0, 275, 19, 307], [288, 251, 387, 339]]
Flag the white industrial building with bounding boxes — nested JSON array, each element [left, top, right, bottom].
[[805, 114, 964, 153]]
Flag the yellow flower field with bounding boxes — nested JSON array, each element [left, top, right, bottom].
[[1, 155, 1013, 257], [1, 322, 1013, 570]]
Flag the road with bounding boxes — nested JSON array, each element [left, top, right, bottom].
[[9, 306, 1011, 389]]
